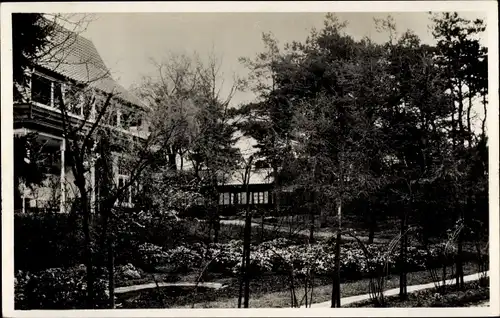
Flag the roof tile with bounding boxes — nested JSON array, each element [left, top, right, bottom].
[[38, 24, 144, 108]]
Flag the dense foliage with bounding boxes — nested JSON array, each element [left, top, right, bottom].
[[15, 266, 108, 309]]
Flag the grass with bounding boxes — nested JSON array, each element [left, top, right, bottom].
[[178, 261, 483, 308], [117, 274, 328, 308]]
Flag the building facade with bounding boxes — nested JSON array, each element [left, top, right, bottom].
[[13, 24, 148, 214]]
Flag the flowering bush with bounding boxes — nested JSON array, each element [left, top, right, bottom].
[[137, 243, 169, 269], [206, 240, 243, 274], [132, 236, 459, 279], [163, 245, 204, 273], [258, 240, 449, 278], [15, 266, 108, 309]]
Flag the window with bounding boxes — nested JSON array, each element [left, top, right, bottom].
[[118, 160, 129, 176], [238, 192, 247, 205], [118, 175, 131, 204], [63, 85, 87, 116], [31, 74, 51, 105], [130, 114, 142, 128], [31, 74, 88, 117], [122, 110, 142, 130], [219, 193, 224, 205], [53, 82, 64, 109], [223, 193, 230, 205], [258, 192, 264, 204], [70, 91, 85, 116], [120, 110, 130, 129], [95, 99, 117, 126], [253, 192, 259, 204], [263, 192, 269, 204]]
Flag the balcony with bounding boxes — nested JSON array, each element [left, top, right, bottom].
[[14, 73, 149, 140]]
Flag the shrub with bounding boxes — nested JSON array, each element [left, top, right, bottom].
[[14, 214, 85, 271], [136, 243, 169, 270], [206, 240, 243, 274], [163, 245, 204, 273], [15, 265, 108, 309]]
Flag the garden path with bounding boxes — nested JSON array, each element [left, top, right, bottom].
[[113, 282, 226, 294], [304, 271, 490, 308]]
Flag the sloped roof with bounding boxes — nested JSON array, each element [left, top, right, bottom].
[[37, 23, 145, 108], [221, 168, 274, 186], [194, 167, 273, 186]]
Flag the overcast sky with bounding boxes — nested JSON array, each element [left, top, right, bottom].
[[79, 11, 488, 108]]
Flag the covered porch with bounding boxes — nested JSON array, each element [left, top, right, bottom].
[[14, 128, 96, 214]]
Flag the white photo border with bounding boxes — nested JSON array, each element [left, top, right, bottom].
[[2, 1, 498, 317]]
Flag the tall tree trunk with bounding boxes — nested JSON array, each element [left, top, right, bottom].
[[367, 202, 376, 244], [456, 229, 464, 288], [243, 210, 252, 308], [97, 136, 115, 307], [457, 83, 465, 142], [261, 210, 265, 242], [368, 216, 375, 245], [167, 146, 177, 171], [399, 210, 408, 300], [481, 93, 487, 139], [107, 238, 115, 308], [272, 164, 279, 216], [331, 199, 342, 308], [466, 92, 473, 145], [81, 193, 95, 308], [309, 204, 315, 243], [239, 159, 253, 308], [456, 192, 468, 289], [213, 204, 220, 243], [72, 151, 95, 308]]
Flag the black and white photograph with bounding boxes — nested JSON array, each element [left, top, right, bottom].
[[1, 1, 498, 316]]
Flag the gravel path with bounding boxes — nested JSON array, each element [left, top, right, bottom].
[[305, 271, 490, 308], [112, 282, 226, 294]]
